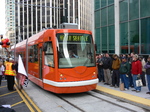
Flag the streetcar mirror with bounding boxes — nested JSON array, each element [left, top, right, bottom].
[[43, 43, 48, 51]]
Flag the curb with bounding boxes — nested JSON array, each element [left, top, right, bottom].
[[96, 85, 150, 110]]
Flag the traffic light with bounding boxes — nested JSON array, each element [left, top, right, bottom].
[[0, 38, 10, 48]]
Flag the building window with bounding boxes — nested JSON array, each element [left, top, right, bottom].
[[129, 20, 139, 54], [141, 18, 150, 54]]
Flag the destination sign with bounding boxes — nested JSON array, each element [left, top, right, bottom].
[[58, 35, 90, 42]]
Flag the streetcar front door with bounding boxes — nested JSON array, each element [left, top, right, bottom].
[[39, 47, 43, 79]]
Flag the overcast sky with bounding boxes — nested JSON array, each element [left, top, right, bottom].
[[0, 1, 5, 36]]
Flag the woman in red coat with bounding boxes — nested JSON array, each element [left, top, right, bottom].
[[131, 54, 142, 92]]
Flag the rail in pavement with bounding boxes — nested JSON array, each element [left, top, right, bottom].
[[96, 82, 150, 110], [0, 80, 42, 112]]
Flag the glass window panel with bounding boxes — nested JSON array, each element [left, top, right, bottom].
[[57, 33, 95, 68], [129, 20, 139, 54], [140, 0, 150, 17], [129, 0, 139, 20], [101, 0, 107, 7], [101, 8, 107, 26], [95, 10, 100, 28], [120, 0, 128, 22], [108, 5, 114, 25], [120, 22, 128, 54], [95, 28, 100, 53], [141, 18, 150, 54], [102, 27, 107, 53], [108, 25, 115, 53], [95, 0, 100, 10], [108, 0, 114, 5]]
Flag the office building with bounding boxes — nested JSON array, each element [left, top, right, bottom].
[[14, 0, 94, 43], [94, 0, 150, 55], [5, 0, 16, 45]]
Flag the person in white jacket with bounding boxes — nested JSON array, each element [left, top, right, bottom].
[[139, 56, 146, 86], [0, 61, 5, 86]]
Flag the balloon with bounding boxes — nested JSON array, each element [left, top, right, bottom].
[[6, 45, 9, 48], [5, 38, 9, 43], [2, 44, 7, 48], [2, 40, 7, 44], [6, 42, 10, 45]]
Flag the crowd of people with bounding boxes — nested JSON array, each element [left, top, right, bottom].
[[96, 52, 150, 94], [0, 57, 17, 91]]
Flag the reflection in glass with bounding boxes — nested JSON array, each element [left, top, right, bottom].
[[102, 27, 107, 53], [120, 23, 128, 54], [130, 20, 139, 54], [120, 0, 128, 22], [57, 33, 95, 68], [108, 25, 115, 53], [129, 0, 139, 20], [141, 18, 150, 54], [140, 0, 150, 17]]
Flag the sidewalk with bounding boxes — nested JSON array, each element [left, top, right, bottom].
[[96, 82, 150, 110]]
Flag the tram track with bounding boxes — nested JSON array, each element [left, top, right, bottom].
[[53, 90, 146, 112], [55, 94, 85, 112], [86, 90, 137, 112]]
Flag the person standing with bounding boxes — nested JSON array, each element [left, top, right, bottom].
[[144, 56, 150, 94], [5, 58, 16, 91], [119, 57, 130, 90], [96, 54, 104, 82], [0, 61, 5, 86], [111, 54, 121, 88], [139, 56, 146, 86], [102, 53, 112, 85], [131, 54, 142, 92], [127, 53, 134, 88]]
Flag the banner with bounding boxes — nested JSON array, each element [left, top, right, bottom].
[[17, 55, 29, 87]]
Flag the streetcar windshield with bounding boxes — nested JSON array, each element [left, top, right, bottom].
[[57, 33, 96, 68]]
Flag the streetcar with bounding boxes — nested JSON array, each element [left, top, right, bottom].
[[11, 28, 98, 93]]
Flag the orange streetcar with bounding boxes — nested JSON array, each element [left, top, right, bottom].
[[11, 28, 98, 93]]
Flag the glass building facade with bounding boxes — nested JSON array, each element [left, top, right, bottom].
[[94, 0, 150, 55], [13, 0, 93, 44]]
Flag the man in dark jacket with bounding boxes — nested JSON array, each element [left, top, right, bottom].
[[96, 54, 104, 82], [111, 54, 121, 88], [144, 56, 150, 94], [102, 53, 112, 85], [119, 57, 130, 90]]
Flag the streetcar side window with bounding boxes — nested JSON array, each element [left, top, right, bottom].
[[44, 42, 54, 67], [29, 45, 38, 63]]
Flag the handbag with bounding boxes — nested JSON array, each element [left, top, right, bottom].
[[120, 83, 124, 91], [136, 79, 143, 87]]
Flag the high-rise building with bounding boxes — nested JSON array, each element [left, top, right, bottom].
[[13, 0, 94, 43], [94, 0, 150, 55], [5, 0, 16, 45]]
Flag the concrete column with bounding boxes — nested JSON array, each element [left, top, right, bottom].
[[36, 0, 38, 33], [27, 0, 29, 39], [114, 0, 120, 55], [40, 0, 42, 30], [68, 0, 70, 23], [31, 0, 33, 35], [17, 0, 20, 42], [50, 0, 52, 27], [23, 0, 25, 40], [73, 0, 75, 23], [78, 0, 80, 29]]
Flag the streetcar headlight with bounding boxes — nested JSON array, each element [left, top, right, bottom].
[[92, 72, 96, 78], [60, 74, 67, 80]]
